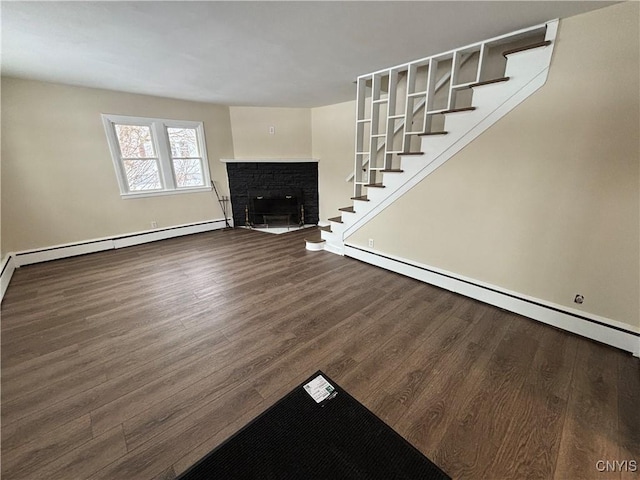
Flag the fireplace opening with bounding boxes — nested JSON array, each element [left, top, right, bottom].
[[248, 191, 303, 228]]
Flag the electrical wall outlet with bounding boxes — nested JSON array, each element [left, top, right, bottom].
[[151, 221, 158, 228], [368, 239, 374, 248], [269, 126, 275, 135]]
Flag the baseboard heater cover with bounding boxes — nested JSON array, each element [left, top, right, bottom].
[[344, 244, 639, 357], [12, 218, 231, 267]]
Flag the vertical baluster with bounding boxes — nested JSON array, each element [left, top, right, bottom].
[[402, 63, 417, 153], [385, 69, 399, 170], [448, 50, 461, 110], [423, 58, 436, 134], [476, 43, 487, 83], [370, 73, 382, 183], [354, 76, 368, 198]]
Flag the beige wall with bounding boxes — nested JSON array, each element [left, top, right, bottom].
[[229, 106, 312, 159], [349, 2, 640, 329], [1, 78, 234, 253], [311, 101, 356, 220], [0, 90, 3, 261]]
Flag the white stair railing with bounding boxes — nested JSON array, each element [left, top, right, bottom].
[[352, 22, 548, 198], [345, 53, 474, 183]]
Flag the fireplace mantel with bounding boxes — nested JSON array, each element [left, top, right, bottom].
[[220, 158, 318, 163]]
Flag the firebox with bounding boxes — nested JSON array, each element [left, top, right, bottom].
[[248, 190, 302, 227]]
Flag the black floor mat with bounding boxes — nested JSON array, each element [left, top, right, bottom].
[[178, 371, 450, 479]]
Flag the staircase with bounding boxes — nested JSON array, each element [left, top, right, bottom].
[[315, 20, 558, 255]]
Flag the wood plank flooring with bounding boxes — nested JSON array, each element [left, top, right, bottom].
[[1, 227, 638, 479]]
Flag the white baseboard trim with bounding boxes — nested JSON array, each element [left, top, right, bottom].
[[1, 254, 17, 302], [323, 242, 345, 256], [345, 244, 640, 357], [12, 218, 231, 268]]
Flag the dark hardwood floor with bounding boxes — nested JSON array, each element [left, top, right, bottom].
[[1, 227, 638, 479]]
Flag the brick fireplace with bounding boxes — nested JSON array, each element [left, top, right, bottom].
[[225, 161, 319, 228]]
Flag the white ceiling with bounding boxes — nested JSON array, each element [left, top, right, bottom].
[[1, 1, 617, 107]]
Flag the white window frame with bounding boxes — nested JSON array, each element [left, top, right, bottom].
[[101, 114, 212, 198]]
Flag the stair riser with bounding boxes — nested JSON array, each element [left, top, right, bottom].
[[377, 174, 404, 191], [441, 109, 486, 137], [351, 201, 375, 216], [415, 135, 451, 158], [398, 157, 429, 177], [320, 229, 337, 241], [327, 221, 347, 234], [337, 211, 359, 226], [364, 186, 390, 203], [504, 46, 552, 78]]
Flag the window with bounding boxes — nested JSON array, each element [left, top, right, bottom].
[[102, 114, 212, 197], [167, 127, 205, 188]]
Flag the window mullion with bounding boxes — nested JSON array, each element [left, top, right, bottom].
[[153, 121, 176, 190]]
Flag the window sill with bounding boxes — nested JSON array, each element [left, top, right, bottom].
[[121, 186, 212, 199]]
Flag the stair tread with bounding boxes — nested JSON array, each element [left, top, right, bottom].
[[418, 131, 448, 136], [441, 106, 476, 114], [319, 225, 332, 232], [350, 195, 370, 201], [380, 169, 404, 173], [399, 152, 424, 156], [363, 183, 385, 188], [338, 206, 355, 213], [503, 40, 552, 57], [468, 77, 510, 88], [305, 238, 325, 243], [328, 216, 343, 223]]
